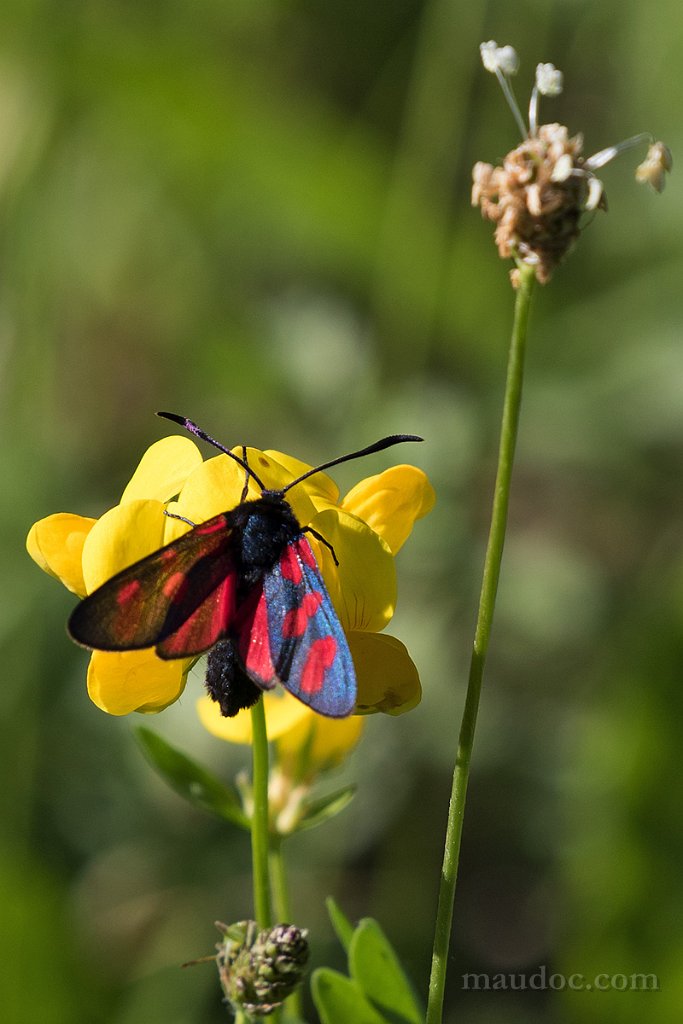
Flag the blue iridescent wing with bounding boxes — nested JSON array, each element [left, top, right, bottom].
[[238, 535, 356, 717]]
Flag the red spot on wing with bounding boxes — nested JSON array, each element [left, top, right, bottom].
[[239, 590, 275, 683], [116, 580, 141, 606], [282, 591, 323, 638], [300, 636, 337, 694], [160, 548, 177, 562], [158, 573, 238, 657], [280, 545, 303, 584], [297, 539, 317, 569], [163, 571, 189, 600], [195, 518, 228, 536]]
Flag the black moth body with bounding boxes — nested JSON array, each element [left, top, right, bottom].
[[205, 493, 305, 717]]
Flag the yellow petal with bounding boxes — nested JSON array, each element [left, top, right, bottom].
[[342, 466, 436, 554], [197, 690, 310, 743], [277, 710, 364, 776], [173, 449, 318, 529], [307, 508, 396, 632], [161, 499, 196, 543], [244, 449, 318, 526], [87, 649, 189, 715], [81, 499, 166, 593], [120, 435, 204, 504], [26, 513, 97, 596], [246, 449, 300, 493], [264, 450, 340, 505], [349, 632, 422, 715], [173, 452, 252, 525]]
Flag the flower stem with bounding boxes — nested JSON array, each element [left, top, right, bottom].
[[250, 697, 272, 929], [270, 838, 304, 1020], [426, 262, 535, 1024], [270, 837, 292, 922]]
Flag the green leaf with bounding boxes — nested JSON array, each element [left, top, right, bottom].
[[349, 919, 424, 1024], [297, 785, 356, 832], [311, 968, 386, 1024], [325, 897, 354, 954], [134, 727, 249, 828]]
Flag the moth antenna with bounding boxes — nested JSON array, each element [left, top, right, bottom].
[[281, 434, 424, 494], [157, 412, 266, 491], [239, 444, 250, 503], [163, 510, 196, 528], [303, 525, 339, 565]]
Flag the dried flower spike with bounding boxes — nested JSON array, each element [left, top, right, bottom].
[[214, 920, 309, 1017], [472, 124, 598, 285], [473, 43, 671, 284]]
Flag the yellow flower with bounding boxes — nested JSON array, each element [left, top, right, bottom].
[[199, 690, 364, 834], [27, 429, 435, 717], [27, 435, 204, 714], [198, 689, 364, 780]]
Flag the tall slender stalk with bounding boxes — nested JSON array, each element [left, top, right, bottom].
[[270, 837, 292, 923], [250, 697, 272, 929], [270, 838, 304, 1021], [426, 262, 535, 1023]]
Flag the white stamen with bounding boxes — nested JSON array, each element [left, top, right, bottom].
[[584, 176, 604, 211], [635, 142, 673, 192], [535, 63, 563, 97], [529, 65, 563, 136], [584, 132, 653, 171], [583, 145, 620, 171], [479, 41, 527, 139], [480, 41, 519, 76], [528, 86, 539, 138], [480, 40, 499, 73], [551, 153, 573, 182], [496, 45, 520, 76], [526, 183, 542, 216]]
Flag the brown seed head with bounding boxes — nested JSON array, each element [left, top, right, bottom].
[[472, 124, 605, 285]]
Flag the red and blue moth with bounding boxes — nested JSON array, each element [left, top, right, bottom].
[[68, 413, 423, 718]]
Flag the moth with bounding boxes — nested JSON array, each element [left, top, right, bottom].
[[68, 413, 422, 717]]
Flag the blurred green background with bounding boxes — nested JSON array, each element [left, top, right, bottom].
[[4, 0, 682, 1021]]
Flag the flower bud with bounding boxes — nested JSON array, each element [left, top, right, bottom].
[[215, 920, 309, 1016]]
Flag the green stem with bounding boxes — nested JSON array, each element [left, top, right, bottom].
[[426, 263, 535, 1024], [250, 697, 272, 929], [270, 838, 304, 1020], [270, 837, 292, 922]]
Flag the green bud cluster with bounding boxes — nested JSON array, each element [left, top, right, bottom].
[[216, 920, 309, 1017]]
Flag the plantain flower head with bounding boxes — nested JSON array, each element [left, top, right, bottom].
[[213, 920, 309, 1017], [473, 42, 671, 284]]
